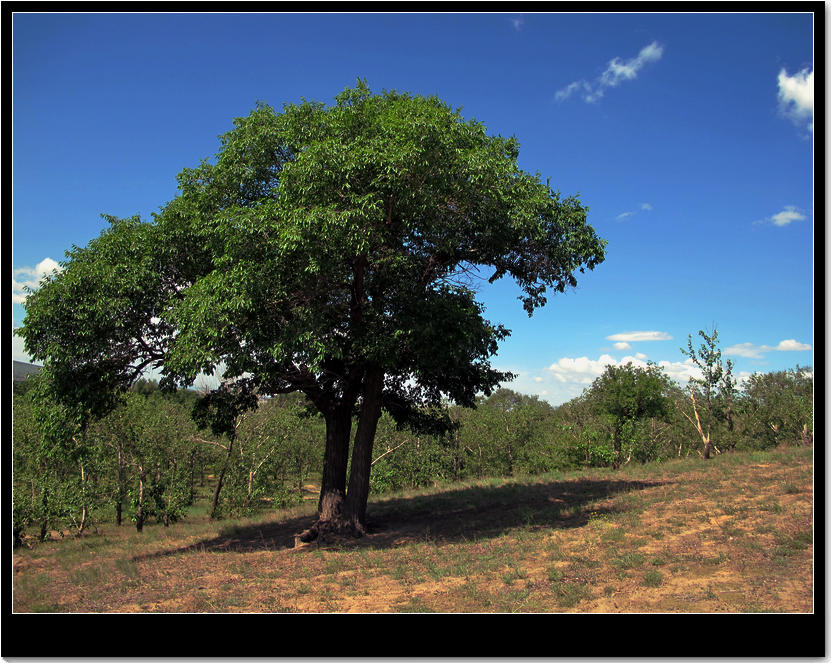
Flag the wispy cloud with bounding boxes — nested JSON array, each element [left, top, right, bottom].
[[756, 205, 808, 227], [13, 257, 62, 305], [606, 331, 672, 343], [616, 202, 654, 221], [556, 41, 664, 104], [725, 339, 812, 359], [511, 15, 525, 31], [778, 66, 813, 133]]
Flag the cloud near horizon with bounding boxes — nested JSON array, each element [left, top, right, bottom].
[[547, 353, 701, 387], [556, 41, 663, 103]]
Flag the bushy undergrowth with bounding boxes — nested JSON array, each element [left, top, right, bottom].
[[12, 363, 813, 544]]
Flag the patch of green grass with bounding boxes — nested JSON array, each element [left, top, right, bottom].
[[501, 565, 528, 585], [611, 552, 646, 570], [114, 558, 140, 579], [397, 595, 437, 613], [70, 564, 105, 585], [547, 566, 564, 582], [599, 526, 626, 543], [758, 500, 784, 514], [770, 529, 812, 564], [552, 582, 592, 608], [642, 569, 663, 587]]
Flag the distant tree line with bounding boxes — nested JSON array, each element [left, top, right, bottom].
[[13, 350, 813, 547]]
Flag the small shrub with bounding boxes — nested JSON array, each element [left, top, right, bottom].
[[643, 569, 663, 587]]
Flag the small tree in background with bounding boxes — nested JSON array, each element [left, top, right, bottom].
[[586, 363, 673, 470], [680, 327, 735, 459]]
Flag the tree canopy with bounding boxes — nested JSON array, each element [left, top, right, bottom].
[[18, 80, 606, 538], [586, 362, 673, 469]]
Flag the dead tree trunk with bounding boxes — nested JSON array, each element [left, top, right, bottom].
[[682, 387, 712, 459]]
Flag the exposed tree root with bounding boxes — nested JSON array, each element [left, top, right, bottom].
[[295, 517, 367, 547]]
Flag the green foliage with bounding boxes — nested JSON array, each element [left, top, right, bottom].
[[211, 395, 324, 517], [740, 366, 813, 449], [15, 80, 607, 527], [680, 327, 736, 454], [585, 363, 674, 468]]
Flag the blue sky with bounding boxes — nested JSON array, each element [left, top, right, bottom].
[[12, 12, 816, 405]]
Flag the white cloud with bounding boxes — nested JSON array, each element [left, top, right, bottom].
[[775, 339, 811, 352], [778, 66, 813, 132], [556, 41, 663, 104], [511, 16, 524, 31], [640, 202, 653, 211], [13, 257, 62, 304], [726, 339, 812, 359], [613, 341, 631, 350], [555, 80, 590, 102], [616, 211, 635, 221], [724, 342, 765, 359], [758, 205, 807, 228], [547, 353, 702, 389], [606, 331, 672, 343]]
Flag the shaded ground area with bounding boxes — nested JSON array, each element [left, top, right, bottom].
[[136, 476, 664, 557]]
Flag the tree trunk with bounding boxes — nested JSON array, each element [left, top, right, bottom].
[[726, 406, 735, 452], [802, 423, 813, 446], [210, 435, 234, 519], [612, 425, 622, 470], [344, 368, 384, 533], [298, 401, 355, 543], [317, 405, 353, 521], [136, 466, 146, 533], [116, 449, 125, 526]]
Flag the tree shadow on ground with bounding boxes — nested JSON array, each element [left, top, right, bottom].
[[136, 476, 667, 560]]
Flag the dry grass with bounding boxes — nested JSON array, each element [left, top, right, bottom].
[[12, 445, 814, 613]]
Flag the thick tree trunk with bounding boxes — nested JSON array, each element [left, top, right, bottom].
[[317, 405, 353, 520], [298, 402, 355, 543], [344, 368, 384, 532]]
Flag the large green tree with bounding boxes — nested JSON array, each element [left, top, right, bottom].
[[18, 81, 606, 539]]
